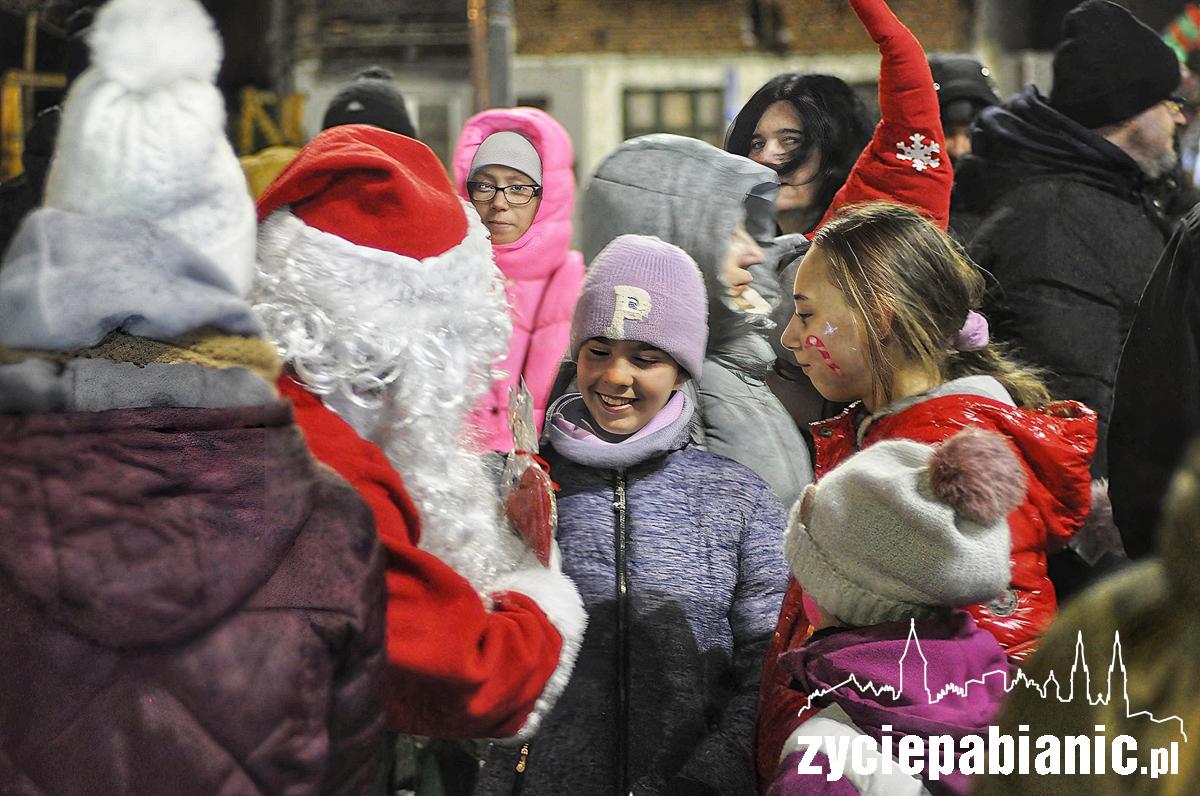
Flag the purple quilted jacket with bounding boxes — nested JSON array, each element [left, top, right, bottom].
[[0, 401, 385, 795]]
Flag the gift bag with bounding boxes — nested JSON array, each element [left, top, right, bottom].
[[501, 381, 557, 566]]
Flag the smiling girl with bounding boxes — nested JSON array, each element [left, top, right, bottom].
[[755, 202, 1100, 787], [475, 234, 789, 795]]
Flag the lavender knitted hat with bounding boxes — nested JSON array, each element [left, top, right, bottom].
[[570, 234, 708, 378]]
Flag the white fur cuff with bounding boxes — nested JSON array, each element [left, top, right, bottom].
[[490, 565, 587, 739]]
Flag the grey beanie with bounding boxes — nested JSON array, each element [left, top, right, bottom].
[[787, 429, 1025, 627], [469, 131, 542, 184]]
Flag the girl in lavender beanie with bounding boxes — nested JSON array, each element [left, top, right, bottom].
[[475, 233, 789, 794]]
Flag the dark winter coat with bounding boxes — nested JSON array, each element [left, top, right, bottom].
[[1108, 204, 1200, 558], [954, 87, 1171, 477], [475, 394, 788, 796], [0, 397, 386, 795]]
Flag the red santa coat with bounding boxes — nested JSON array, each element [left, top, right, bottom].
[[281, 375, 566, 738]]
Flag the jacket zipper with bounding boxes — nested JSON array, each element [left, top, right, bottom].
[[509, 742, 530, 796], [614, 470, 630, 796]]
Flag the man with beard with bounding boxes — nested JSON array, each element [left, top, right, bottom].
[[251, 125, 586, 744], [954, 0, 1184, 484]]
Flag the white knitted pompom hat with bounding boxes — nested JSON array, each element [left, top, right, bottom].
[[42, 0, 256, 296]]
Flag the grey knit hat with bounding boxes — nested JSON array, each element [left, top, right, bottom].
[[469, 131, 542, 184], [786, 428, 1025, 627]]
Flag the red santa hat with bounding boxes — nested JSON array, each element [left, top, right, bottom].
[[257, 124, 467, 260]]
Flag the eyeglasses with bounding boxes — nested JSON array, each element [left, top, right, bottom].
[[1165, 94, 1189, 115], [466, 181, 542, 205]]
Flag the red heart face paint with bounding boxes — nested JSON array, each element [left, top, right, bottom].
[[805, 335, 843, 375], [782, 244, 876, 406]]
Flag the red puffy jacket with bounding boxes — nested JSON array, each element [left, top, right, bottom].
[[755, 382, 1097, 787]]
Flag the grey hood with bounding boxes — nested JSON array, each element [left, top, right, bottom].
[[582, 134, 795, 367]]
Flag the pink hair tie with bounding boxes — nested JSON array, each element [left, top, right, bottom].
[[954, 310, 989, 352]]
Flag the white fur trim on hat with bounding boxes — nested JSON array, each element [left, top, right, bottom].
[[43, 0, 256, 296], [786, 437, 1015, 627]]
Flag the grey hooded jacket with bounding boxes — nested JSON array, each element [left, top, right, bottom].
[[580, 134, 813, 508]]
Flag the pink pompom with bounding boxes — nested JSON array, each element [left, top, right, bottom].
[[954, 311, 990, 352], [929, 428, 1027, 524]]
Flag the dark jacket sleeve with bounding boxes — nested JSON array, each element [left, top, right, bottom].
[[673, 484, 790, 792], [1108, 207, 1200, 558]]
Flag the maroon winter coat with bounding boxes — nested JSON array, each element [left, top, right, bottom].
[[0, 401, 385, 795]]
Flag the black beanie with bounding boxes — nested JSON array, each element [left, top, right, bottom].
[[1050, 0, 1180, 129], [929, 55, 1001, 111], [322, 67, 418, 140]]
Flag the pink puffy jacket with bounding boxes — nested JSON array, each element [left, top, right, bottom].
[[453, 108, 585, 452]]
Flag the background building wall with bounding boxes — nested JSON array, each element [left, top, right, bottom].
[[514, 0, 970, 56]]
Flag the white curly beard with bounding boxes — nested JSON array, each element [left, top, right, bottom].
[[252, 207, 532, 596]]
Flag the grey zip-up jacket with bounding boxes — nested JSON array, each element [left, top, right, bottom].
[[474, 393, 788, 795], [580, 134, 814, 508]]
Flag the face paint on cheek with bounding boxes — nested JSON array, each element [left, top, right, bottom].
[[805, 335, 843, 375]]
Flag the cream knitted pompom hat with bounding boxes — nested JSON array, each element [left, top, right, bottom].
[[787, 428, 1026, 626]]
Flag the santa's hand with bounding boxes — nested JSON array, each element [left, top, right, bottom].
[[488, 545, 586, 738]]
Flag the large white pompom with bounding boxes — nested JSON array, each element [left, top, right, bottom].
[[88, 0, 222, 91]]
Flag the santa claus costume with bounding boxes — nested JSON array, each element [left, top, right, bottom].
[[252, 125, 586, 743]]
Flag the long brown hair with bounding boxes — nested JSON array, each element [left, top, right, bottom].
[[809, 202, 1051, 409]]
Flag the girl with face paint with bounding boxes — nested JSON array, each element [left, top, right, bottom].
[[756, 202, 1103, 787]]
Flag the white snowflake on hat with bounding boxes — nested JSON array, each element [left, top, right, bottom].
[[896, 133, 942, 172]]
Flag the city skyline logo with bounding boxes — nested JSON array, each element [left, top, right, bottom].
[[804, 619, 1188, 744]]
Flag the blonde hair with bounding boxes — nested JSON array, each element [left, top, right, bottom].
[[809, 202, 1051, 409]]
